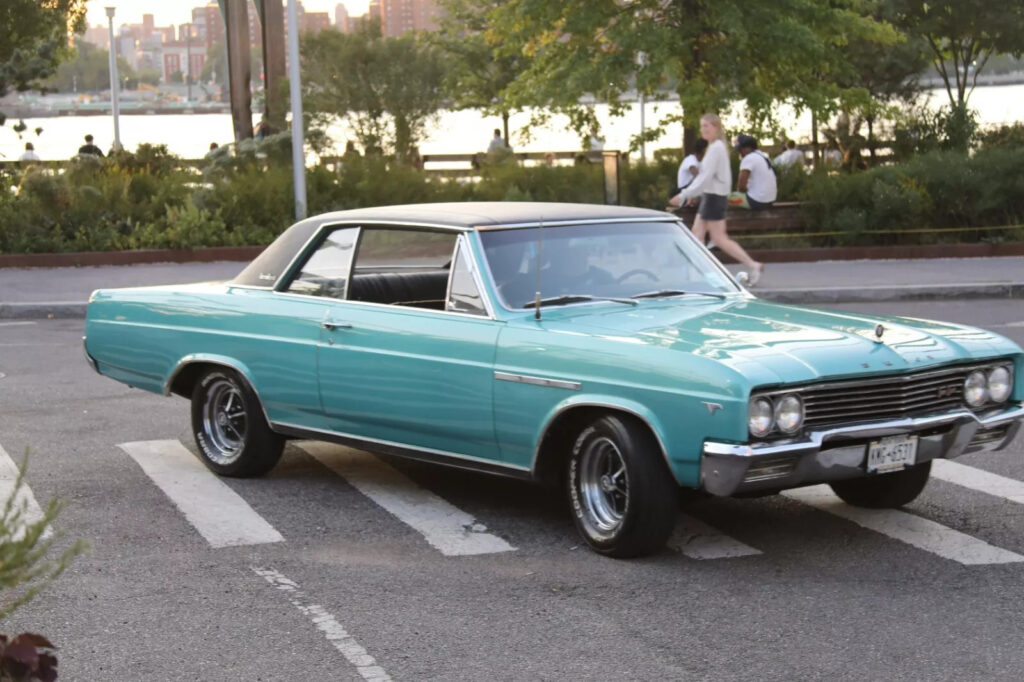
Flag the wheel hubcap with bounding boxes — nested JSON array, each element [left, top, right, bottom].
[[201, 379, 247, 465], [578, 437, 629, 534]]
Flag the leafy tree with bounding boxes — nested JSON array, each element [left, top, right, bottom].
[[301, 22, 446, 162], [894, 0, 1024, 108], [432, 0, 531, 145], [45, 42, 136, 93], [0, 0, 87, 124], [483, 0, 896, 151]]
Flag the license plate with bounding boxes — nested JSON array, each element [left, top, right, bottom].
[[867, 434, 919, 473]]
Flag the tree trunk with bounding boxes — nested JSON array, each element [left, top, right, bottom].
[[224, 0, 253, 142], [259, 0, 287, 133], [502, 110, 510, 148], [867, 116, 875, 163], [811, 110, 819, 170]]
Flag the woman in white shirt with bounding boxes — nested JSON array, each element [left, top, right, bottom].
[[669, 113, 764, 284]]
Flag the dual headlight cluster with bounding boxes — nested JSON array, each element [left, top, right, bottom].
[[964, 365, 1014, 407], [748, 393, 803, 439], [747, 363, 1016, 439]]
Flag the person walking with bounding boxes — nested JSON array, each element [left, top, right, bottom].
[[77, 134, 104, 157], [669, 114, 764, 285]]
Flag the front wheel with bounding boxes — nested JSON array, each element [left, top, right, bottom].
[[191, 367, 284, 477], [567, 415, 677, 558], [829, 461, 932, 508]]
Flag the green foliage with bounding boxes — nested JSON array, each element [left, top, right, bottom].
[[481, 0, 896, 147], [979, 123, 1024, 150], [891, 103, 979, 158], [799, 147, 1024, 245], [893, 0, 1024, 108], [0, 453, 85, 620], [301, 22, 446, 162], [0, 0, 87, 114]]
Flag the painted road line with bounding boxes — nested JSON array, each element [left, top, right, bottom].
[[932, 459, 1024, 504], [0, 444, 52, 540], [783, 484, 1024, 565], [297, 441, 515, 557], [119, 440, 283, 548], [253, 567, 391, 681], [0, 321, 37, 327], [669, 513, 762, 560]]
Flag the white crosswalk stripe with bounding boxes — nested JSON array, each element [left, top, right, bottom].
[[669, 513, 762, 560], [931, 459, 1024, 504], [119, 440, 284, 549], [0, 444, 52, 540], [782, 484, 1024, 565], [296, 441, 516, 557]]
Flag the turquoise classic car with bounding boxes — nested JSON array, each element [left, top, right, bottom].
[[84, 202, 1024, 557]]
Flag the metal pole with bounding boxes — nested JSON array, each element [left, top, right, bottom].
[[186, 24, 192, 103], [287, 0, 307, 220], [639, 92, 646, 163], [105, 7, 121, 151]]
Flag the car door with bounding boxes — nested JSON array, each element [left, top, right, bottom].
[[316, 229, 503, 462]]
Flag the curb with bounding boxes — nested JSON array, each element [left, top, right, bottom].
[[3, 283, 1022, 319], [757, 282, 1024, 304]]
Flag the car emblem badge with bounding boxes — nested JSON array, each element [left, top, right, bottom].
[[937, 385, 957, 398], [874, 324, 886, 343], [703, 401, 723, 415]]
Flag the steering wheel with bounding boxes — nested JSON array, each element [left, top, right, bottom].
[[616, 268, 659, 284]]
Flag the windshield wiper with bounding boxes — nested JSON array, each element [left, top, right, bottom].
[[631, 289, 728, 300], [522, 294, 638, 308]]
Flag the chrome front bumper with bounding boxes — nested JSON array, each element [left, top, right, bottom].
[[700, 404, 1024, 497]]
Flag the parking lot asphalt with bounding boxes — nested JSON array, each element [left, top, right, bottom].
[[1, 255, 1023, 318]]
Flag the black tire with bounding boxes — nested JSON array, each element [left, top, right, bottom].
[[829, 461, 932, 508], [190, 367, 284, 477], [567, 415, 677, 558]]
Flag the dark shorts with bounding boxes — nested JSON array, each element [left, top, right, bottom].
[[747, 195, 774, 210], [698, 193, 727, 221]]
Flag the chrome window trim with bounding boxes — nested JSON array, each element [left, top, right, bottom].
[[272, 420, 531, 474], [474, 216, 677, 230], [229, 283, 275, 291], [271, 290, 499, 322], [494, 371, 581, 391], [530, 401, 674, 478], [447, 233, 496, 318], [274, 220, 468, 292]]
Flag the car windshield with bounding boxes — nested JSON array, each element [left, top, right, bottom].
[[478, 221, 740, 309]]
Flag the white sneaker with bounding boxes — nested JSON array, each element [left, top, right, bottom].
[[747, 263, 764, 286]]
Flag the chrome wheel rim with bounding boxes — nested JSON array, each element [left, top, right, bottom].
[[578, 436, 629, 534], [201, 378, 247, 465]]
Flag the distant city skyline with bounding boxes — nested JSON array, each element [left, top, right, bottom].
[[85, 0, 370, 29]]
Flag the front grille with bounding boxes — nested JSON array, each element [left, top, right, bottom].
[[798, 364, 992, 429]]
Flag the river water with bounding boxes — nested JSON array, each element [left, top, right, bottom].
[[2, 84, 1021, 162]]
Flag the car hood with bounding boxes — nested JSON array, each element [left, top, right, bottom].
[[544, 298, 1018, 386]]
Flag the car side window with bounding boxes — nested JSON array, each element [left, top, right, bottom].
[[284, 227, 358, 299], [347, 227, 458, 310], [447, 241, 487, 316]]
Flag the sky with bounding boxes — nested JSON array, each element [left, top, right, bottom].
[[85, 0, 370, 28]]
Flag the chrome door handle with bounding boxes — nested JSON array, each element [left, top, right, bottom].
[[322, 321, 352, 331]]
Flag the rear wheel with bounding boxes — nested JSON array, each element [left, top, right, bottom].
[[191, 367, 283, 477], [829, 461, 932, 508], [567, 415, 677, 558]]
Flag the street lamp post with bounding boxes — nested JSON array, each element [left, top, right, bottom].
[[185, 23, 192, 103], [287, 0, 307, 220], [105, 6, 122, 151]]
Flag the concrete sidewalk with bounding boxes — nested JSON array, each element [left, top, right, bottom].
[[1, 256, 1022, 319]]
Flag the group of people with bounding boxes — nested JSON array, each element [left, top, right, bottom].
[[15, 134, 106, 162], [668, 115, 774, 285]]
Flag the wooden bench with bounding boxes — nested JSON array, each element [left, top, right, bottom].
[[671, 201, 804, 234]]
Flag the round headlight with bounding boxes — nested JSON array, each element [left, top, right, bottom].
[[963, 370, 988, 407], [774, 394, 804, 434], [749, 397, 774, 438], [987, 366, 1012, 403]]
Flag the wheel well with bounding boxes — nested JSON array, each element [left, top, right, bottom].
[[533, 406, 665, 485], [168, 362, 221, 398]]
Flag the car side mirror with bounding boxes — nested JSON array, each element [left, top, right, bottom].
[[736, 271, 750, 286]]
